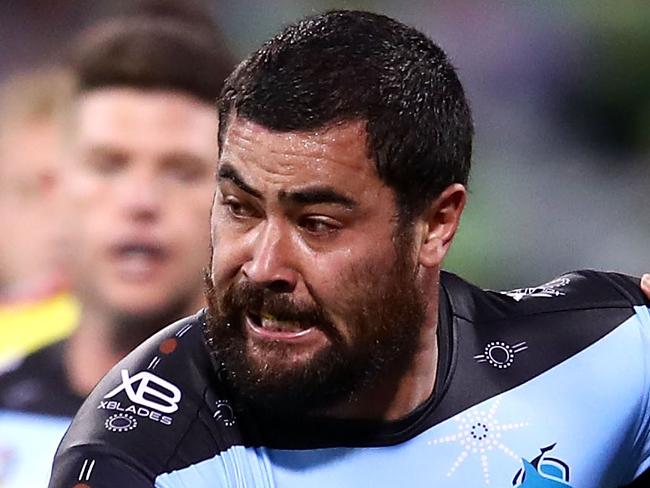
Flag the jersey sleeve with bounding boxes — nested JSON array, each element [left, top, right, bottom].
[[606, 272, 650, 483], [49, 445, 154, 488], [632, 300, 650, 481], [48, 314, 231, 488]]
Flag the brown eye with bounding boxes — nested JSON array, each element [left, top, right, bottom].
[[300, 216, 340, 235], [85, 148, 127, 175], [163, 154, 208, 183], [223, 197, 255, 219]]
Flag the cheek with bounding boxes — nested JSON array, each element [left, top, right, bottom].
[[163, 188, 213, 258], [172, 188, 213, 233], [176, 216, 211, 262], [210, 224, 246, 284], [61, 175, 105, 241], [305, 245, 393, 315], [210, 250, 243, 288], [209, 202, 253, 260], [69, 167, 104, 198], [64, 171, 109, 218]]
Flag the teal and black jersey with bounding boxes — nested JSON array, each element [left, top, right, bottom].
[[49, 270, 650, 487]]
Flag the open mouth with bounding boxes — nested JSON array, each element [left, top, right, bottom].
[[245, 311, 315, 340], [111, 242, 169, 278]]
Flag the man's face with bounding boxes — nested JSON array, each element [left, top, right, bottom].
[[206, 118, 426, 412], [65, 88, 217, 323], [0, 117, 65, 289]]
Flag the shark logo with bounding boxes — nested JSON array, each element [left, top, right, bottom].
[[501, 278, 570, 302], [512, 444, 572, 487]]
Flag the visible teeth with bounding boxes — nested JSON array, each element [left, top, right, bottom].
[[261, 312, 276, 321], [119, 244, 162, 259], [126, 250, 149, 258], [260, 316, 302, 332]]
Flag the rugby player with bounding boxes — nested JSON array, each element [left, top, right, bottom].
[[49, 11, 650, 488]]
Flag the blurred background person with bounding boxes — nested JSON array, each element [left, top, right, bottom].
[[0, 68, 78, 369], [0, 3, 234, 486]]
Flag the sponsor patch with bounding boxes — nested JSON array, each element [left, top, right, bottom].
[[99, 369, 180, 428]]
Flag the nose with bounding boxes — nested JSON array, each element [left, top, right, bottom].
[[118, 168, 162, 222], [241, 221, 299, 293]]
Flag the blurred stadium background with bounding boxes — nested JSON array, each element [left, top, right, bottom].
[[1, 0, 648, 290]]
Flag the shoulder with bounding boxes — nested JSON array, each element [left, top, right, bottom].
[[442, 269, 648, 325], [433, 270, 650, 425], [0, 339, 65, 381], [441, 269, 650, 389], [0, 292, 78, 365], [53, 311, 244, 482], [0, 339, 82, 416]]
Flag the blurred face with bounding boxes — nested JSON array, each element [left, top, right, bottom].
[[0, 117, 65, 289], [205, 118, 426, 412], [65, 88, 217, 323]]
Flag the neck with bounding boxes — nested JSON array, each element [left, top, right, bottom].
[[64, 307, 123, 397], [64, 294, 204, 396]]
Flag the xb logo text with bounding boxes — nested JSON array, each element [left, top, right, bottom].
[[104, 369, 182, 414]]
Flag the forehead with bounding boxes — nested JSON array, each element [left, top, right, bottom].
[[74, 88, 217, 151], [219, 118, 382, 191]]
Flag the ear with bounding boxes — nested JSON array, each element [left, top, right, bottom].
[[417, 183, 467, 268]]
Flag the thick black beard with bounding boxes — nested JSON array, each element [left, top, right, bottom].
[[204, 238, 426, 417]]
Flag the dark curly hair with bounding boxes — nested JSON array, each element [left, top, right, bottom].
[[218, 10, 473, 219]]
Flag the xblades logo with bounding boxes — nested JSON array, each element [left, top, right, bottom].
[[104, 369, 181, 414], [98, 400, 173, 426]]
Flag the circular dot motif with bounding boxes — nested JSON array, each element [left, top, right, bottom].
[[214, 401, 236, 427], [159, 338, 178, 354], [470, 422, 489, 440], [484, 342, 515, 369], [105, 413, 138, 433]]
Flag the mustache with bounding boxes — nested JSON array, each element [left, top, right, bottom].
[[205, 272, 334, 329]]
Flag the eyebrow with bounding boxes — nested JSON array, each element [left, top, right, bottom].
[[279, 187, 357, 209], [218, 162, 357, 209], [218, 163, 262, 199]]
